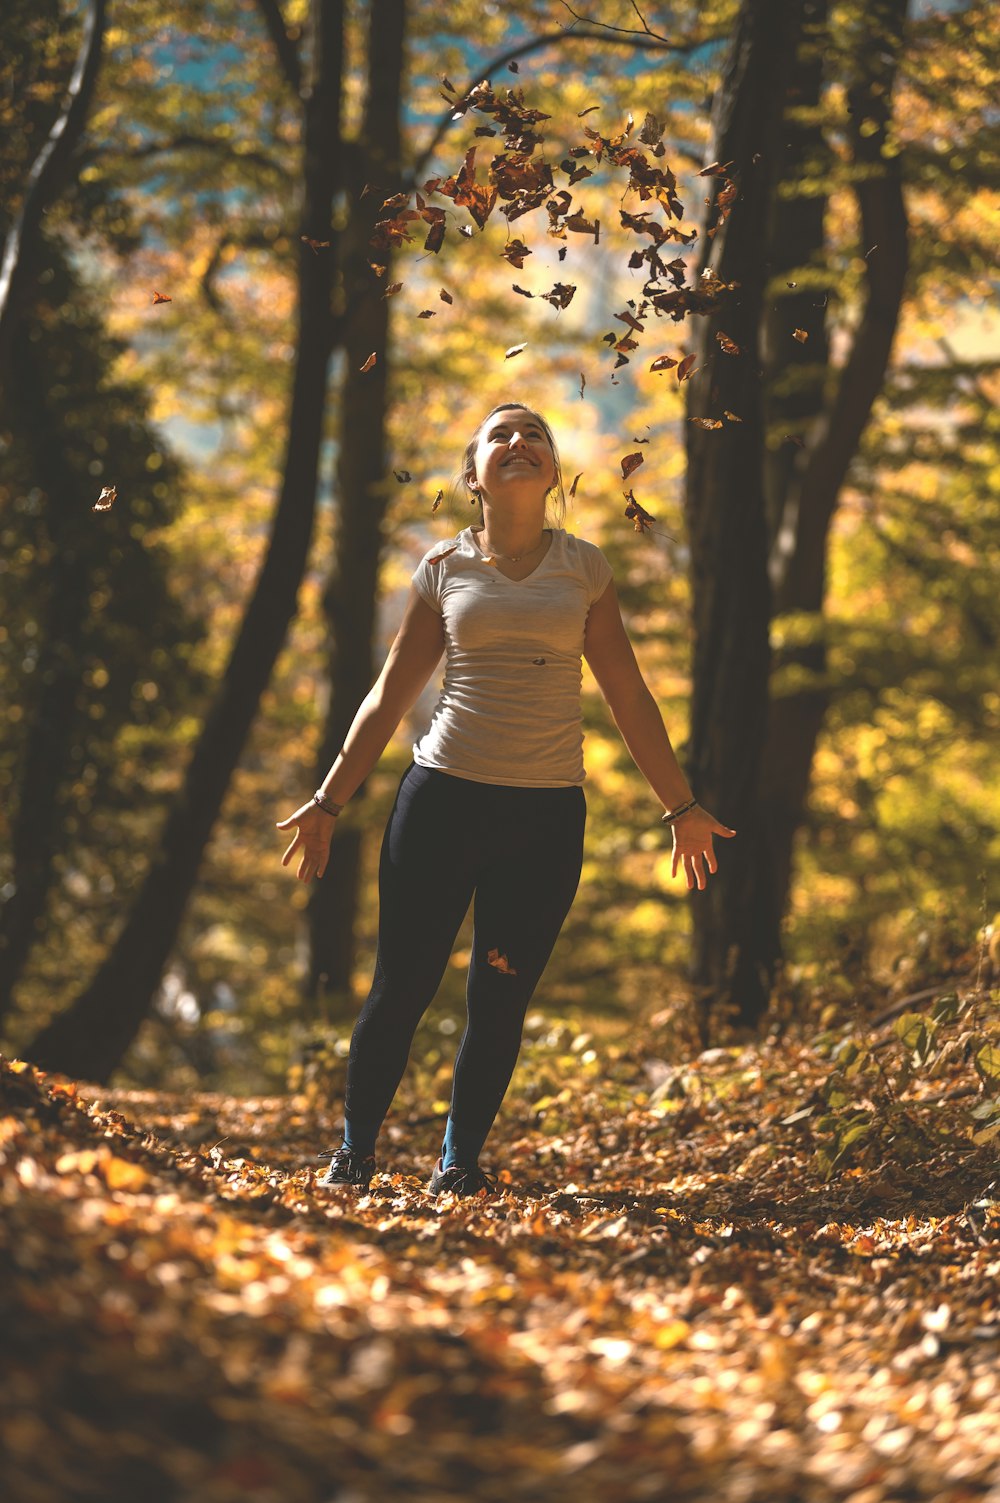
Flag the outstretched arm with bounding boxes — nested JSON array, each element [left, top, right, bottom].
[[277, 586, 444, 880], [583, 580, 736, 890]]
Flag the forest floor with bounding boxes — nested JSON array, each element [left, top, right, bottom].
[[2, 999, 1000, 1503]]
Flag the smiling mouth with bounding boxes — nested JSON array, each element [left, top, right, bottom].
[[502, 457, 537, 466]]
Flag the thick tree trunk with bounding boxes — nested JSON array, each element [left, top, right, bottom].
[[760, 0, 909, 948], [748, 0, 833, 982], [305, 0, 407, 1010], [26, 0, 345, 1081], [0, 333, 91, 1018], [683, 0, 800, 1030]]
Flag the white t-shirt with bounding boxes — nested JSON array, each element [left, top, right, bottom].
[[410, 526, 614, 787]]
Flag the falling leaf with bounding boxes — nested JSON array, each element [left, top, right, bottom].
[[508, 60, 519, 73], [698, 160, 734, 176], [424, 220, 446, 254], [723, 410, 743, 423], [690, 417, 724, 430], [383, 282, 404, 298], [93, 486, 117, 512], [649, 355, 677, 373], [783, 434, 806, 448], [541, 282, 576, 310], [565, 212, 599, 241], [301, 236, 331, 253], [579, 373, 586, 399], [428, 545, 458, 564], [394, 470, 412, 484], [864, 244, 878, 258], [512, 284, 534, 298], [792, 328, 808, 343], [786, 281, 797, 288], [487, 948, 518, 975], [624, 491, 656, 534], [677, 354, 698, 382], [621, 452, 645, 480], [569, 473, 583, 498], [431, 489, 444, 512], [501, 239, 532, 268], [150, 291, 171, 304], [418, 310, 437, 319], [439, 289, 454, 304], [716, 332, 741, 355], [505, 343, 526, 359], [360, 352, 377, 373]]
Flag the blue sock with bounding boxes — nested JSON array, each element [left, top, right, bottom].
[[441, 1116, 486, 1170], [342, 1115, 379, 1159]]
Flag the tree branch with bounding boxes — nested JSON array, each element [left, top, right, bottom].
[[561, 0, 672, 43], [254, 0, 302, 96], [410, 24, 722, 184], [0, 0, 107, 374]]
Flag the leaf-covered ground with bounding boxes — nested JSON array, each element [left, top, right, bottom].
[[3, 1017, 999, 1503]]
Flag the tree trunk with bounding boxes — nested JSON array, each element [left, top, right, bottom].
[[683, 0, 801, 1031], [0, 0, 106, 371], [26, 0, 345, 1081], [305, 0, 407, 1011], [0, 332, 92, 1018], [759, 0, 909, 949]]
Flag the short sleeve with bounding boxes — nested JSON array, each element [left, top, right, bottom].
[[411, 550, 447, 614], [581, 540, 614, 605]]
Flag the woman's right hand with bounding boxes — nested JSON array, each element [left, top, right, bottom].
[[276, 802, 338, 882]]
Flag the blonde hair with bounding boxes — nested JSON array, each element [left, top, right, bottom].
[[460, 403, 567, 527]]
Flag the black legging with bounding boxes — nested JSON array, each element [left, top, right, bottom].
[[344, 762, 586, 1157]]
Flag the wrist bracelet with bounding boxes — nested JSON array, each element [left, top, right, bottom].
[[313, 791, 344, 817], [661, 798, 698, 825]]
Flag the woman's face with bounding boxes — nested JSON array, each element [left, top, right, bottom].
[[471, 408, 556, 503]]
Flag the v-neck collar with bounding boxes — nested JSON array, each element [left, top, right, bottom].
[[464, 526, 558, 583]]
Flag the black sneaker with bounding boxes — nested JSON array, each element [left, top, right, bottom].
[[427, 1158, 499, 1198], [315, 1146, 375, 1188]]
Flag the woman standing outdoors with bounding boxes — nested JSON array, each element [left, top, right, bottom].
[[277, 403, 735, 1197]]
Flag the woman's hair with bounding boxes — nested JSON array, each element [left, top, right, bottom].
[[459, 402, 567, 527]]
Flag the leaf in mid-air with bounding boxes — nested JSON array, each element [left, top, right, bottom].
[[93, 485, 117, 512], [621, 452, 645, 479], [623, 491, 656, 534], [151, 291, 171, 304], [360, 352, 377, 372]]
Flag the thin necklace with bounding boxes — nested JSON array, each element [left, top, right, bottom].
[[477, 527, 547, 562]]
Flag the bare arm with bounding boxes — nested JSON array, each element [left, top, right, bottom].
[[584, 581, 735, 890], [277, 586, 444, 880], [316, 585, 445, 806]]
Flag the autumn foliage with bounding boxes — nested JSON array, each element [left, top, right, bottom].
[[4, 964, 1000, 1502]]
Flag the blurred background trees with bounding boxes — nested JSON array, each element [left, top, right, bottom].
[[1, 0, 997, 1087]]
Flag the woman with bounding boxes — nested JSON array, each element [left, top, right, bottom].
[[277, 403, 735, 1197]]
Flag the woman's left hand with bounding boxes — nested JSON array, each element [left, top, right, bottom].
[[670, 806, 736, 891]]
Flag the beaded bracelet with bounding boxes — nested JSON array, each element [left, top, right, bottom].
[[313, 791, 344, 817], [661, 797, 698, 825]]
